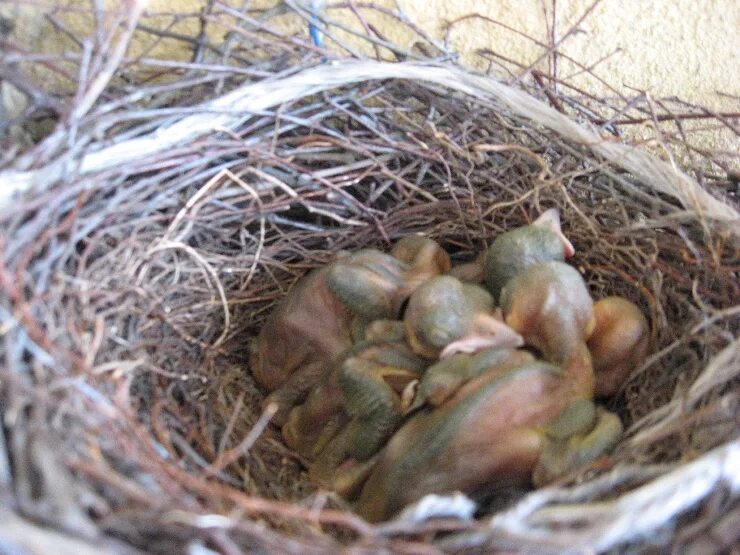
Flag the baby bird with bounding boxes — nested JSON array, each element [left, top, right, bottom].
[[484, 208, 575, 302], [447, 250, 486, 284], [282, 321, 420, 460], [329, 238, 451, 338], [305, 335, 426, 494], [250, 265, 352, 425], [409, 347, 536, 411], [588, 296, 650, 397], [354, 359, 622, 522], [252, 249, 417, 424], [390, 234, 452, 288], [499, 261, 596, 397], [281, 363, 347, 460], [404, 275, 524, 360], [325, 249, 413, 324], [337, 345, 426, 461]]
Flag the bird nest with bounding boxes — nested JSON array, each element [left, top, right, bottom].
[[1, 2, 738, 553]]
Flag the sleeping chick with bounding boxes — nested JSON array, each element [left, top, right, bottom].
[[484, 208, 575, 302], [252, 249, 417, 424], [404, 275, 524, 360], [354, 358, 621, 522], [588, 296, 650, 397], [499, 260, 596, 397], [282, 321, 423, 462]]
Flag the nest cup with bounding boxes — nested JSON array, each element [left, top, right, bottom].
[[1, 4, 738, 553]]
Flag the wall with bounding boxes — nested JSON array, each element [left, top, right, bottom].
[[2, 0, 738, 156]]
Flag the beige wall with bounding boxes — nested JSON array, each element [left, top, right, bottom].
[[412, 0, 738, 105], [3, 1, 738, 153], [128, 0, 738, 105]]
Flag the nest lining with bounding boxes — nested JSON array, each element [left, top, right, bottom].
[[1, 6, 739, 554]]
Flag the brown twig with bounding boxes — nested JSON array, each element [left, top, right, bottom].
[[0, 2, 737, 554]]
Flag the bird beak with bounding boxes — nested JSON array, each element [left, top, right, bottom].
[[402, 380, 424, 414], [534, 208, 576, 258], [439, 315, 524, 358]]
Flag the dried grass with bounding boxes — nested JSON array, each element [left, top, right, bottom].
[[0, 1, 738, 553]]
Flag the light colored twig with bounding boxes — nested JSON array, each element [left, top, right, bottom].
[[486, 439, 740, 552], [2, 61, 736, 230]]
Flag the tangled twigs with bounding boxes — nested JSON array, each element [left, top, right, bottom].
[[2, 62, 737, 229], [0, 1, 738, 553], [480, 440, 740, 552]]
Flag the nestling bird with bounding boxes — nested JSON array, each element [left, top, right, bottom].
[[353, 359, 622, 522], [329, 239, 451, 339], [390, 234, 452, 288], [325, 249, 413, 323], [484, 208, 575, 302], [531, 398, 623, 486], [282, 322, 424, 463], [408, 346, 535, 411], [404, 275, 524, 360], [281, 363, 348, 460], [588, 296, 650, 397], [249, 263, 352, 425], [304, 335, 426, 493], [337, 345, 426, 460], [499, 260, 596, 396], [251, 249, 419, 425]]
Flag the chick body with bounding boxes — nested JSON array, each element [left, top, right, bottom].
[[484, 208, 574, 302], [404, 275, 523, 360], [355, 358, 612, 522], [252, 247, 442, 424], [499, 260, 596, 396], [588, 296, 650, 397]]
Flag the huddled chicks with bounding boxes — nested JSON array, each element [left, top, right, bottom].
[[249, 209, 650, 522]]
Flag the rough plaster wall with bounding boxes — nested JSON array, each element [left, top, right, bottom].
[[3, 0, 738, 155], [402, 0, 739, 104]]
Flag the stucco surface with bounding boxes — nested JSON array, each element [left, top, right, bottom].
[[3, 0, 738, 155], [132, 0, 738, 104]]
